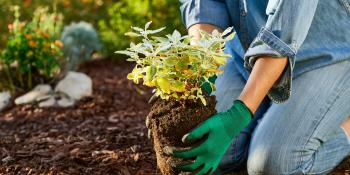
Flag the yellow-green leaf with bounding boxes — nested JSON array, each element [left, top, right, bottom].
[[127, 73, 134, 80], [171, 80, 186, 92], [199, 96, 207, 106], [172, 92, 179, 99], [145, 66, 157, 82], [213, 56, 227, 65], [156, 77, 171, 94], [207, 68, 223, 73], [164, 57, 177, 66]]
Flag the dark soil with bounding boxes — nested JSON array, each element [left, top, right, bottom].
[[0, 58, 348, 175], [147, 97, 216, 174]]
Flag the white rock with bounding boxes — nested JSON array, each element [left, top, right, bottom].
[[15, 85, 52, 105], [38, 96, 56, 108], [36, 94, 54, 102], [0, 91, 11, 111], [57, 97, 75, 107], [55, 71, 92, 100]]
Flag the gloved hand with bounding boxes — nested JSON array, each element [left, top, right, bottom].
[[164, 100, 253, 175]]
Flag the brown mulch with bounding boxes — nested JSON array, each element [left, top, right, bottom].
[[0, 58, 348, 175], [0, 59, 157, 175]]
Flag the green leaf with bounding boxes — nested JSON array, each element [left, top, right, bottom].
[[222, 27, 234, 37], [131, 26, 144, 32], [125, 32, 140, 37], [152, 36, 168, 43], [126, 58, 135, 62], [213, 55, 227, 65], [148, 27, 166, 34], [145, 65, 157, 82], [127, 73, 134, 80], [199, 95, 207, 106], [172, 30, 181, 39], [156, 77, 171, 94], [115, 50, 135, 56], [163, 57, 177, 66], [171, 80, 186, 92], [225, 32, 236, 41], [144, 21, 152, 30]]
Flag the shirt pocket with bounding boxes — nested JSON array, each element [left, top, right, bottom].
[[339, 0, 350, 15], [266, 0, 281, 15]]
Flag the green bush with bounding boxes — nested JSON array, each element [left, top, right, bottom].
[[61, 21, 102, 72], [98, 0, 185, 55], [0, 6, 64, 92]]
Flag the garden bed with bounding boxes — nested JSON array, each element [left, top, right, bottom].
[[0, 58, 348, 175]]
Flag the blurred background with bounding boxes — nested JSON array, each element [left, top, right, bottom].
[[0, 0, 185, 55]]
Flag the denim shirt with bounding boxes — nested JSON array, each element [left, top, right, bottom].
[[179, 0, 350, 103]]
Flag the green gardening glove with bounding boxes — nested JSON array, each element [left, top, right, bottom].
[[165, 100, 253, 175]]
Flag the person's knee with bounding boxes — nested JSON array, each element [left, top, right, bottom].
[[247, 145, 295, 175], [247, 146, 272, 175]]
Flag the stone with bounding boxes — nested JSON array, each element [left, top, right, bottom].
[[38, 96, 56, 108], [57, 97, 75, 107], [15, 85, 52, 105], [0, 91, 11, 111], [55, 71, 92, 100]]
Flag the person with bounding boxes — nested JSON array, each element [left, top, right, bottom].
[[164, 0, 350, 174]]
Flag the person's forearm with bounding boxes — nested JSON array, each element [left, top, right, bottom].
[[188, 24, 288, 114], [238, 57, 288, 113], [188, 23, 223, 40]]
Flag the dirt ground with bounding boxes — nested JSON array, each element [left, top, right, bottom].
[[0, 58, 349, 175]]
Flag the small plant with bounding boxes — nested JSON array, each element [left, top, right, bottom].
[[117, 22, 234, 105], [0, 6, 64, 92]]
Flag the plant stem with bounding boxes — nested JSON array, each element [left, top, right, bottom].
[[4, 64, 15, 93], [17, 68, 24, 89], [28, 65, 32, 89]]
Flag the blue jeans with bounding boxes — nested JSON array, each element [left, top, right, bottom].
[[213, 38, 350, 174]]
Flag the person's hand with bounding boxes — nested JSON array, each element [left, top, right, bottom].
[[164, 100, 253, 175]]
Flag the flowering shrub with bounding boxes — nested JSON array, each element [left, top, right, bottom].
[[117, 22, 234, 105], [0, 6, 64, 92], [0, 0, 115, 49]]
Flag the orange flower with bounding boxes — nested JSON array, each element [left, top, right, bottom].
[[25, 34, 33, 40], [29, 41, 37, 47], [54, 40, 64, 48], [42, 33, 50, 38], [23, 0, 31, 7], [19, 22, 26, 29], [8, 24, 14, 31], [63, 0, 71, 8], [44, 42, 51, 48]]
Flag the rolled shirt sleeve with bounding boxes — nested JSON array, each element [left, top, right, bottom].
[[179, 0, 232, 30], [244, 0, 319, 103]]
